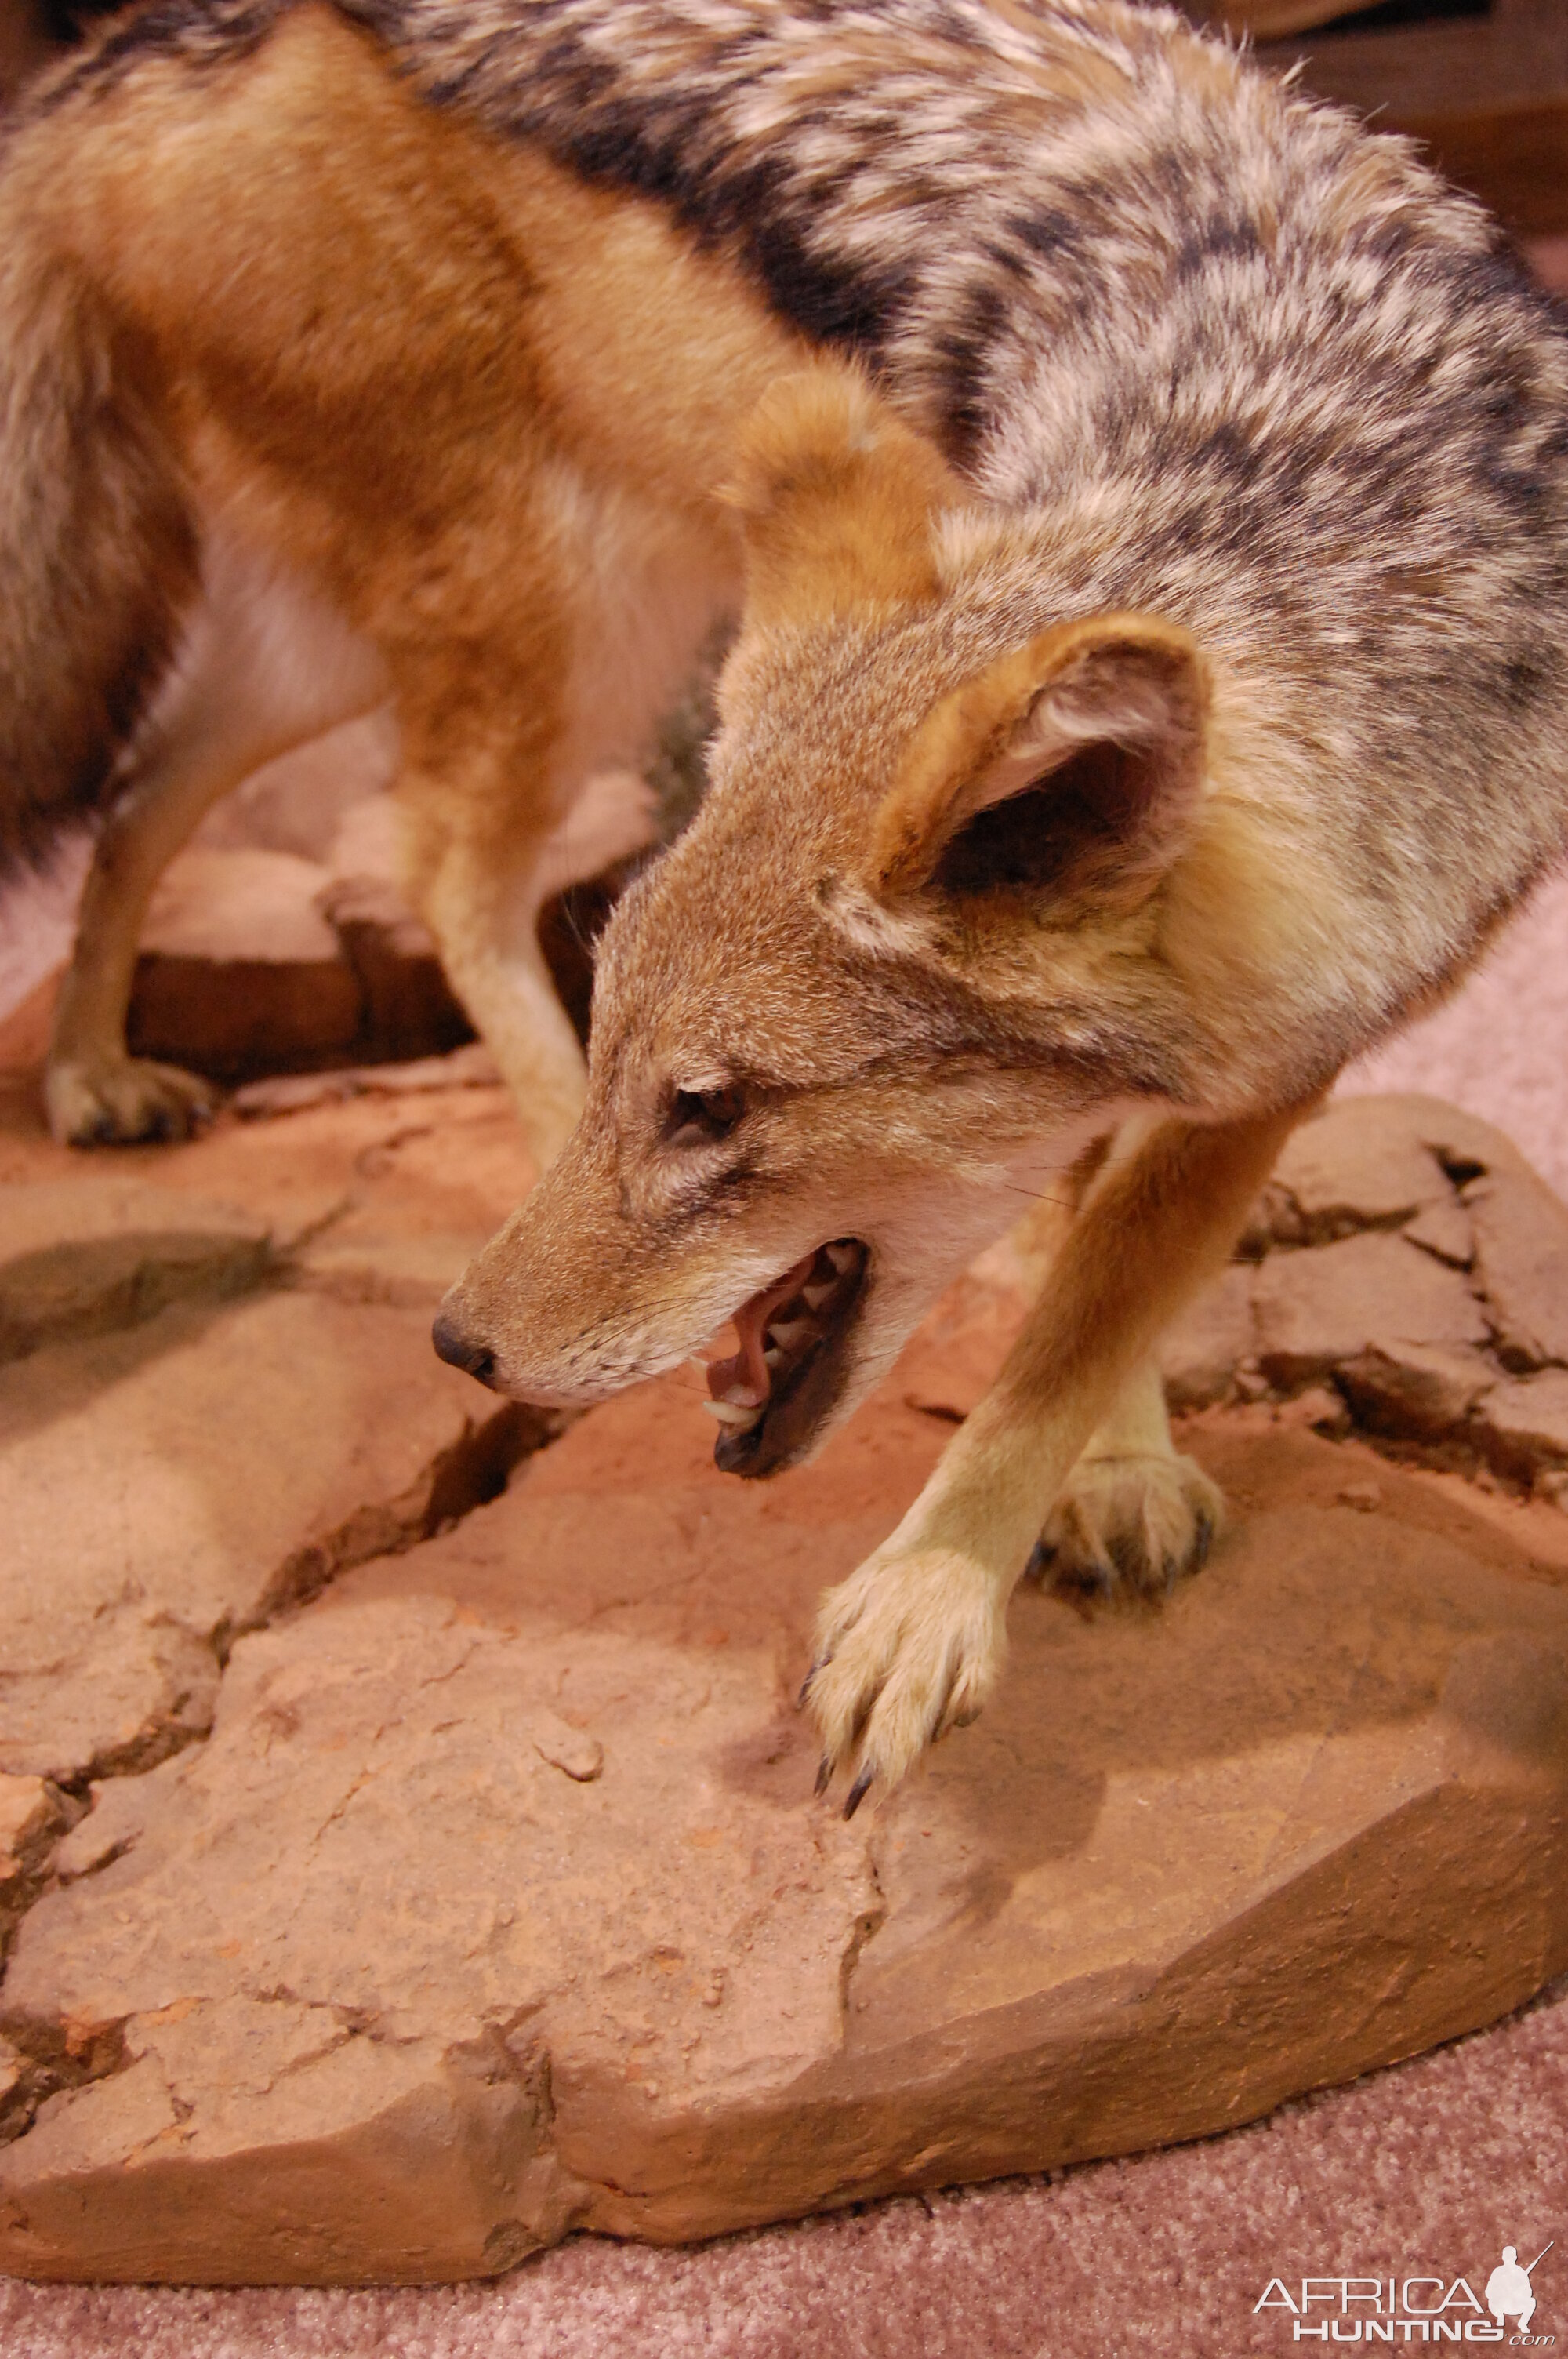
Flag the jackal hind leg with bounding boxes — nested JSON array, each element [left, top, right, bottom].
[[393, 692, 666, 1175], [401, 780, 601, 1174], [47, 530, 387, 1146], [390, 513, 731, 1173]]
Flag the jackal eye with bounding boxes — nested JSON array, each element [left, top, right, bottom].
[[666, 1081, 746, 1146]]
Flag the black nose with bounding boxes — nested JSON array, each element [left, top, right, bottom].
[[431, 1310, 497, 1387]]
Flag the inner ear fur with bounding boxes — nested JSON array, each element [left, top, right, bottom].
[[724, 368, 964, 622], [868, 613, 1210, 903]]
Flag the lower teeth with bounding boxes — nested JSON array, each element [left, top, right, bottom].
[[705, 1400, 761, 1430]]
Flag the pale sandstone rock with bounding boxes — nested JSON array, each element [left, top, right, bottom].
[[1243, 1092, 1523, 1256], [0, 1778, 67, 1957], [0, 1287, 535, 1785], [0, 1385, 1565, 2282], [1359, 1092, 1531, 1183], [1253, 1231, 1490, 1390], [191, 716, 398, 866], [138, 848, 343, 967], [324, 790, 402, 881], [1158, 1262, 1255, 1409], [231, 1042, 500, 1123]]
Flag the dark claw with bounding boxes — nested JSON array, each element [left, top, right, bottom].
[[843, 1766, 874, 1820], [797, 1653, 827, 1711], [814, 1754, 833, 1798], [933, 1654, 961, 1741], [1190, 1510, 1214, 1575]]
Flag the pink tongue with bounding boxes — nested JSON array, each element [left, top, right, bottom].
[[706, 1249, 818, 1405]]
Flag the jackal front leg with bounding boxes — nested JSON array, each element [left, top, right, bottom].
[[1030, 1356, 1223, 1598], [804, 1105, 1303, 1811]]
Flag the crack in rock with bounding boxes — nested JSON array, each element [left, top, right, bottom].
[[227, 1400, 563, 1644]]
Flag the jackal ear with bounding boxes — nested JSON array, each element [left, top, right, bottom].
[[724, 369, 961, 620], [868, 613, 1210, 904]]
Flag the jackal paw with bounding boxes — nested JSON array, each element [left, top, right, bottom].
[[45, 1055, 218, 1147], [1030, 1449, 1222, 1598], [801, 1544, 1006, 1814]]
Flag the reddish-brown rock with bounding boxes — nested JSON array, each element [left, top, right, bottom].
[[2, 1088, 1568, 2284], [1252, 1230, 1490, 1390], [0, 1263, 539, 1787], [128, 849, 361, 1080], [1335, 1340, 1497, 1441], [315, 875, 473, 1067], [1470, 1369, 1568, 1484], [125, 843, 479, 1083], [1468, 1165, 1568, 1370], [0, 1376, 1565, 2283], [1268, 1094, 1454, 1238]]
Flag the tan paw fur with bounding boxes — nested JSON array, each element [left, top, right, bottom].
[[45, 1055, 219, 1147], [803, 1544, 1006, 1812], [1032, 1448, 1223, 1598]]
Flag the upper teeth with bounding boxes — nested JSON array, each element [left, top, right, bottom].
[[801, 1280, 834, 1310], [705, 1399, 762, 1429], [766, 1318, 811, 1350], [824, 1242, 857, 1273]]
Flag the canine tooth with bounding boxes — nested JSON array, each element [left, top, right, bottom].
[[723, 1379, 766, 1408], [766, 1318, 811, 1350], [763, 1346, 785, 1371], [824, 1241, 858, 1273], [801, 1280, 835, 1310], [703, 1400, 763, 1430]]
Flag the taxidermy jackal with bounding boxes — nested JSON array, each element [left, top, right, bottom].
[[6, 1, 1568, 1805]]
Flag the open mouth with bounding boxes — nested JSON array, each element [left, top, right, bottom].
[[703, 1238, 869, 1478]]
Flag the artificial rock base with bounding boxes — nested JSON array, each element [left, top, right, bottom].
[[2, 1084, 1567, 2282]]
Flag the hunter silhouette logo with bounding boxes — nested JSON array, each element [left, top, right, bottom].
[[1254, 2240, 1555, 2342], [1488, 2248, 1553, 2338]]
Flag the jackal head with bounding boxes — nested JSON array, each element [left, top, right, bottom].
[[435, 366, 1235, 1474]]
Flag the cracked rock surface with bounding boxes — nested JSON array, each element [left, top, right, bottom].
[[1, 1085, 1567, 2281]]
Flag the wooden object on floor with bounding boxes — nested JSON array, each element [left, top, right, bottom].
[[1229, 0, 1568, 239]]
